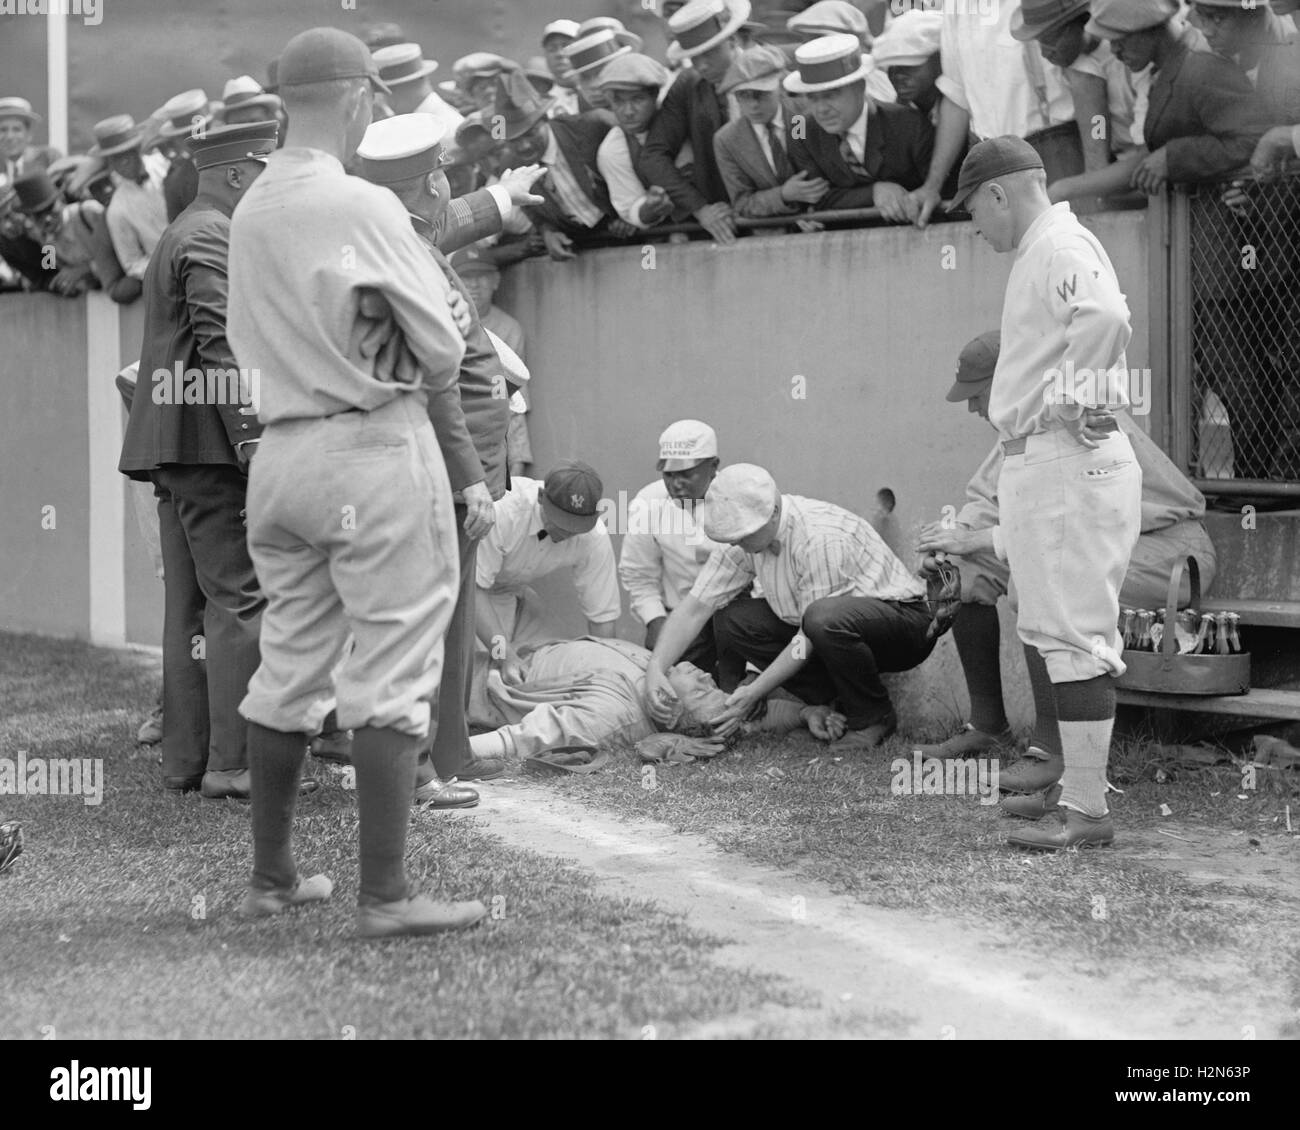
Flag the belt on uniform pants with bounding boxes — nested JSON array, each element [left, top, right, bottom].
[[1002, 417, 1117, 456]]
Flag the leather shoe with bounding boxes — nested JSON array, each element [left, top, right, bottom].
[[357, 893, 488, 938], [164, 774, 203, 793], [827, 712, 897, 753], [998, 747, 1064, 794], [1000, 782, 1062, 820], [913, 723, 1012, 760], [413, 780, 479, 809], [453, 756, 507, 781], [1007, 806, 1113, 851], [310, 729, 353, 764], [200, 770, 322, 801], [238, 873, 333, 918]]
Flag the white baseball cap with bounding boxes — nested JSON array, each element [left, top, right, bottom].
[[658, 419, 719, 472], [702, 463, 778, 542]]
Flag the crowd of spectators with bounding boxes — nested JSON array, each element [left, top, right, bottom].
[[1, 0, 1296, 286]]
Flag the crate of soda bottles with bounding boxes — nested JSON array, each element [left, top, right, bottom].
[[1114, 556, 1250, 695]]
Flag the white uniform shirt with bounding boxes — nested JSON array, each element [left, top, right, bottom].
[[989, 202, 1132, 442], [936, 7, 1073, 139], [105, 150, 170, 279], [618, 479, 723, 625], [477, 477, 621, 623], [691, 494, 925, 651]]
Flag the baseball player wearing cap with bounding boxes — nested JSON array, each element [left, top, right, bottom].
[[227, 27, 486, 937], [355, 114, 545, 798], [619, 421, 727, 673], [645, 464, 935, 750], [919, 136, 1142, 850], [476, 464, 621, 685], [712, 44, 831, 217], [918, 332, 1217, 807], [118, 121, 282, 800]]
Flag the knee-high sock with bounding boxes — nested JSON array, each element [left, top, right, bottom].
[[248, 722, 309, 891], [352, 725, 421, 905], [1023, 645, 1062, 757], [1054, 676, 1114, 817], [951, 603, 1007, 734]]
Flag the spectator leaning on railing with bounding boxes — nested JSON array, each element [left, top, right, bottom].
[[10, 167, 101, 296], [595, 53, 679, 230], [714, 43, 829, 219], [639, 0, 753, 246], [1189, 0, 1300, 126], [784, 34, 934, 223], [870, 8, 944, 125], [90, 114, 169, 284], [785, 0, 898, 104]]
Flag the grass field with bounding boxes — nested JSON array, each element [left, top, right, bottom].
[[0, 633, 802, 1039]]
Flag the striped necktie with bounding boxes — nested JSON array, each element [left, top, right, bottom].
[[839, 135, 868, 179], [766, 123, 791, 179]]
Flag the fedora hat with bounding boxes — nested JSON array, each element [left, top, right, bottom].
[[782, 33, 873, 94], [157, 89, 220, 141], [490, 70, 557, 140], [88, 114, 145, 157], [563, 30, 634, 77], [0, 96, 40, 124], [574, 16, 644, 51], [12, 170, 60, 213], [218, 75, 282, 118], [373, 42, 439, 87], [667, 0, 754, 65], [1010, 0, 1092, 41]]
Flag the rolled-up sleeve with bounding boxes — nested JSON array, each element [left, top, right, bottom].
[[690, 545, 756, 610]]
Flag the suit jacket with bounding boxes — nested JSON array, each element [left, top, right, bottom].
[[2, 144, 60, 184], [638, 69, 730, 215], [525, 114, 617, 238], [1251, 10, 1300, 126], [787, 100, 934, 209], [412, 214, 513, 502], [119, 194, 258, 480], [1145, 29, 1272, 183], [712, 103, 801, 218]]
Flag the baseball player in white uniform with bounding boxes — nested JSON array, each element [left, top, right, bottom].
[[918, 136, 1142, 850]]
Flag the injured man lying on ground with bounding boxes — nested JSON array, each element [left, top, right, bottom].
[[466, 637, 845, 767]]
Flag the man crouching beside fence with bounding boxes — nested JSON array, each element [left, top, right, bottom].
[[226, 28, 487, 939]]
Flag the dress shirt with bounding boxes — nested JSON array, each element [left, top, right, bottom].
[[619, 479, 724, 625], [105, 150, 170, 279]]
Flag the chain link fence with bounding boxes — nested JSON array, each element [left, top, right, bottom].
[[1183, 166, 1300, 488]]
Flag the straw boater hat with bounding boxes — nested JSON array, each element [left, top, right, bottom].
[[0, 96, 40, 124], [563, 30, 634, 77], [666, 0, 754, 66], [574, 16, 644, 52], [217, 75, 282, 118], [88, 114, 145, 157], [782, 33, 874, 94], [156, 89, 220, 140], [1010, 0, 1091, 41], [372, 42, 439, 86]]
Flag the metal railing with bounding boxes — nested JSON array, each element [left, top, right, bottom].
[[1168, 163, 1300, 498]]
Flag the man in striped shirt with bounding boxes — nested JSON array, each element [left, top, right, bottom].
[[643, 464, 934, 751]]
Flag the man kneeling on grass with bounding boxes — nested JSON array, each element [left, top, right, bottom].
[[643, 464, 936, 751], [466, 636, 844, 763]]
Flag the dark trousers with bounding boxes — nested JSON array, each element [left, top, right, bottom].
[[713, 594, 934, 729], [152, 464, 265, 782], [425, 505, 479, 780]]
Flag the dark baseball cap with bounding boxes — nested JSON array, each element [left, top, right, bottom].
[[948, 135, 1044, 210], [277, 27, 391, 94], [541, 461, 603, 535], [945, 330, 1001, 402]]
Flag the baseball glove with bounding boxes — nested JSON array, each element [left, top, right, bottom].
[[0, 821, 23, 874], [925, 558, 962, 641]]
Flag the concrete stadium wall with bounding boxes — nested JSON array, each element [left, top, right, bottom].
[[0, 211, 1149, 735]]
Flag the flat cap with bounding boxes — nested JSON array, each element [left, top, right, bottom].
[[1086, 0, 1178, 38], [870, 10, 942, 67], [596, 52, 670, 91], [718, 44, 787, 94], [703, 463, 778, 542]]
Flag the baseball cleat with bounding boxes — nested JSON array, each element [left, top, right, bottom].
[[1000, 783, 1062, 820], [998, 747, 1064, 794], [1006, 806, 1113, 851], [913, 723, 1012, 760]]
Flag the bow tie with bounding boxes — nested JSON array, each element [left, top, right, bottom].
[[537, 530, 549, 542]]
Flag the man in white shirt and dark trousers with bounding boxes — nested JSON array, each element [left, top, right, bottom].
[[918, 138, 1141, 851], [619, 420, 726, 676], [644, 464, 936, 752]]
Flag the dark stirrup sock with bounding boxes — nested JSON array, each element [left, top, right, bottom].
[[1022, 644, 1063, 757], [248, 722, 310, 891], [952, 602, 1008, 734], [352, 725, 423, 905]]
